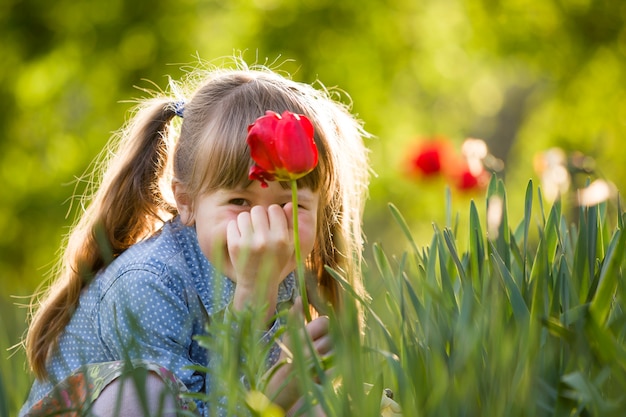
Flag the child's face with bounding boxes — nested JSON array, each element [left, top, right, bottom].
[[189, 180, 320, 285]]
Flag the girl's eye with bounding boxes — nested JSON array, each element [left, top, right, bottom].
[[280, 202, 307, 210], [229, 198, 249, 206]]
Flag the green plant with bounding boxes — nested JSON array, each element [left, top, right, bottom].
[[6, 177, 626, 416], [0, 297, 30, 417], [191, 177, 626, 416], [363, 177, 626, 416]]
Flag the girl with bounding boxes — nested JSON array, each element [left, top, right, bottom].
[[20, 60, 370, 416]]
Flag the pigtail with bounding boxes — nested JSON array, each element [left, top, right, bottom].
[[93, 100, 179, 252], [26, 99, 180, 379]]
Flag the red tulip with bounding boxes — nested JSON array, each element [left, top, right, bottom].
[[409, 139, 453, 177], [246, 110, 318, 321], [247, 110, 318, 187], [454, 164, 489, 191], [457, 168, 480, 190]]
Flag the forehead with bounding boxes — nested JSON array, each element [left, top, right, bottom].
[[240, 181, 318, 197]]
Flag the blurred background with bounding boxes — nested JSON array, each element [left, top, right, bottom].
[[1, 0, 626, 411]]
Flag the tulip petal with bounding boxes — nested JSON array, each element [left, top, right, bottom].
[[248, 165, 274, 188], [247, 110, 318, 185], [274, 112, 318, 179], [247, 111, 282, 173]]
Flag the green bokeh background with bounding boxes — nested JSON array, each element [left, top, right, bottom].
[[1, 0, 625, 410]]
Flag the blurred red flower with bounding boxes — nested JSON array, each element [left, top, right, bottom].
[[454, 165, 489, 191], [407, 137, 491, 191], [409, 139, 453, 177]]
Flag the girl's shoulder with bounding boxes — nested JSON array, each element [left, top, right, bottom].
[[96, 217, 207, 298]]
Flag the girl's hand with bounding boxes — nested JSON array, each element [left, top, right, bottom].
[[283, 297, 333, 362], [228, 204, 295, 314], [265, 298, 334, 411]]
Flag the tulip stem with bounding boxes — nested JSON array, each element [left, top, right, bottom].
[[291, 180, 312, 322]]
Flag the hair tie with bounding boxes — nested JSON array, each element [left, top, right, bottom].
[[173, 101, 185, 118]]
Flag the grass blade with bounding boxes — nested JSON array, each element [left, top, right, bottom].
[[589, 228, 626, 325], [388, 203, 420, 259], [490, 241, 530, 323]]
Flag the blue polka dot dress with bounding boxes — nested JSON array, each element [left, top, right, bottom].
[[20, 216, 297, 416]]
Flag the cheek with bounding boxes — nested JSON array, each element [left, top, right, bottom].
[[195, 221, 227, 264], [297, 214, 318, 256]]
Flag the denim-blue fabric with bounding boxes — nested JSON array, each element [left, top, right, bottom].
[[20, 216, 296, 416]]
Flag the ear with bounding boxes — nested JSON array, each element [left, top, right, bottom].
[[172, 181, 194, 224]]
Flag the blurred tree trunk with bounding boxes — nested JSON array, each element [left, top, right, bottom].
[[471, 84, 538, 178]]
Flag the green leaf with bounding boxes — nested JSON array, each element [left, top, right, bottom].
[[544, 197, 562, 267], [486, 172, 498, 200], [402, 273, 426, 325], [443, 228, 474, 327], [468, 200, 485, 285], [438, 252, 458, 313], [589, 228, 626, 326], [537, 185, 547, 226], [443, 228, 468, 284], [586, 318, 626, 378], [388, 203, 420, 259], [529, 237, 550, 321], [618, 194, 624, 229], [495, 179, 511, 269], [561, 372, 606, 413], [585, 204, 599, 298], [445, 186, 453, 228], [523, 180, 533, 266], [542, 317, 575, 343], [573, 205, 590, 300], [325, 266, 399, 354], [508, 232, 526, 291], [490, 242, 530, 323], [560, 303, 589, 326]]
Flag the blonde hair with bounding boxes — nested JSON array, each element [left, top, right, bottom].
[[26, 61, 370, 379]]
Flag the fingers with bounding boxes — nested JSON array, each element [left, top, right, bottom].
[[227, 205, 294, 283], [226, 219, 242, 253], [306, 317, 332, 356], [232, 206, 269, 244], [282, 202, 295, 226], [286, 308, 333, 358], [289, 296, 304, 319], [249, 204, 270, 234], [234, 205, 291, 249], [269, 204, 291, 233], [289, 298, 330, 344], [305, 316, 329, 341]]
